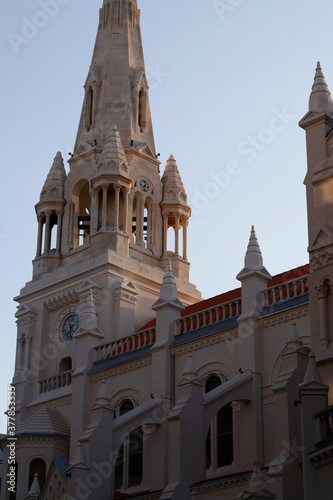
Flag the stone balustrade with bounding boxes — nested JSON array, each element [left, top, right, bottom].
[[263, 275, 309, 306], [39, 370, 73, 394], [93, 327, 156, 363], [175, 299, 241, 336]]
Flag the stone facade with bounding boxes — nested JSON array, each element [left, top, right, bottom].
[[1, 2, 333, 500]]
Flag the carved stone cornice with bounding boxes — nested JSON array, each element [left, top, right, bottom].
[[91, 357, 152, 382], [14, 435, 69, 450], [44, 289, 79, 311], [171, 329, 238, 356], [259, 306, 309, 328], [192, 475, 249, 495], [310, 248, 333, 270]]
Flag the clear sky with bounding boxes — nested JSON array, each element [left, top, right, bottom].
[[1, 0, 332, 433]]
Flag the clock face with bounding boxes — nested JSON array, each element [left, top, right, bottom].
[[62, 315, 79, 341], [140, 180, 149, 192]]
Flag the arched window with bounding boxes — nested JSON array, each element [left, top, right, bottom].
[[205, 375, 233, 472], [72, 180, 91, 248], [29, 459, 46, 492], [114, 399, 143, 492], [87, 87, 94, 130], [138, 88, 146, 131]]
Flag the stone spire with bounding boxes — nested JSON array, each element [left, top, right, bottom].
[[98, 125, 129, 173], [74, 0, 156, 156], [309, 62, 333, 113], [70, 442, 88, 469], [237, 226, 271, 281], [39, 152, 66, 202]]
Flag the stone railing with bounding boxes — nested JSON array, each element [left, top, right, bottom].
[[262, 275, 309, 306], [39, 370, 73, 394], [175, 299, 241, 336], [315, 404, 333, 445], [93, 327, 156, 363]]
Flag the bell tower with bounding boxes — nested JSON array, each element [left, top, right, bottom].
[[299, 62, 333, 353], [5, 3, 200, 497]]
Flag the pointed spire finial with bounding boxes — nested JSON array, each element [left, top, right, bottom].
[[287, 323, 303, 347], [70, 442, 88, 469], [183, 354, 199, 381], [309, 61, 333, 113], [95, 379, 110, 407], [244, 225, 263, 270], [159, 259, 178, 301], [26, 473, 41, 498], [301, 352, 324, 386]]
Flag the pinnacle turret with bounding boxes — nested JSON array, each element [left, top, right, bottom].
[[39, 152, 66, 202], [98, 125, 129, 173], [162, 155, 187, 203], [309, 62, 333, 114]]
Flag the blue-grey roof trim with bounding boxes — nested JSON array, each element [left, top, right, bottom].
[[90, 344, 153, 373]]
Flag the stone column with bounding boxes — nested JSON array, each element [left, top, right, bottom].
[[24, 336, 32, 369], [36, 214, 44, 257], [114, 184, 121, 230], [92, 187, 100, 233], [43, 210, 53, 254], [137, 198, 144, 246], [163, 215, 168, 255], [15, 337, 24, 376], [56, 210, 63, 255], [175, 215, 180, 256], [151, 204, 156, 246], [101, 184, 109, 230], [69, 202, 75, 248], [317, 283, 330, 348], [123, 187, 129, 234], [183, 218, 188, 260]]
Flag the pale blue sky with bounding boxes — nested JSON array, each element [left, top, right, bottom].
[[1, 0, 332, 432]]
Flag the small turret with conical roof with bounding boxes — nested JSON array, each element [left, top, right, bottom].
[[34, 152, 67, 259], [161, 155, 191, 261]]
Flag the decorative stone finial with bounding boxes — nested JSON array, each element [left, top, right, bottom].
[[301, 353, 325, 386], [70, 442, 88, 469], [244, 226, 263, 270], [95, 379, 110, 407], [160, 259, 178, 302], [309, 61, 333, 113], [287, 323, 303, 347], [183, 354, 198, 381], [25, 473, 40, 499]]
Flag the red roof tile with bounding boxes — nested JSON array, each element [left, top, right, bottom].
[[138, 264, 310, 332]]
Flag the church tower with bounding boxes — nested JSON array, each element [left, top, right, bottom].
[[2, 2, 200, 499], [299, 62, 333, 357]]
